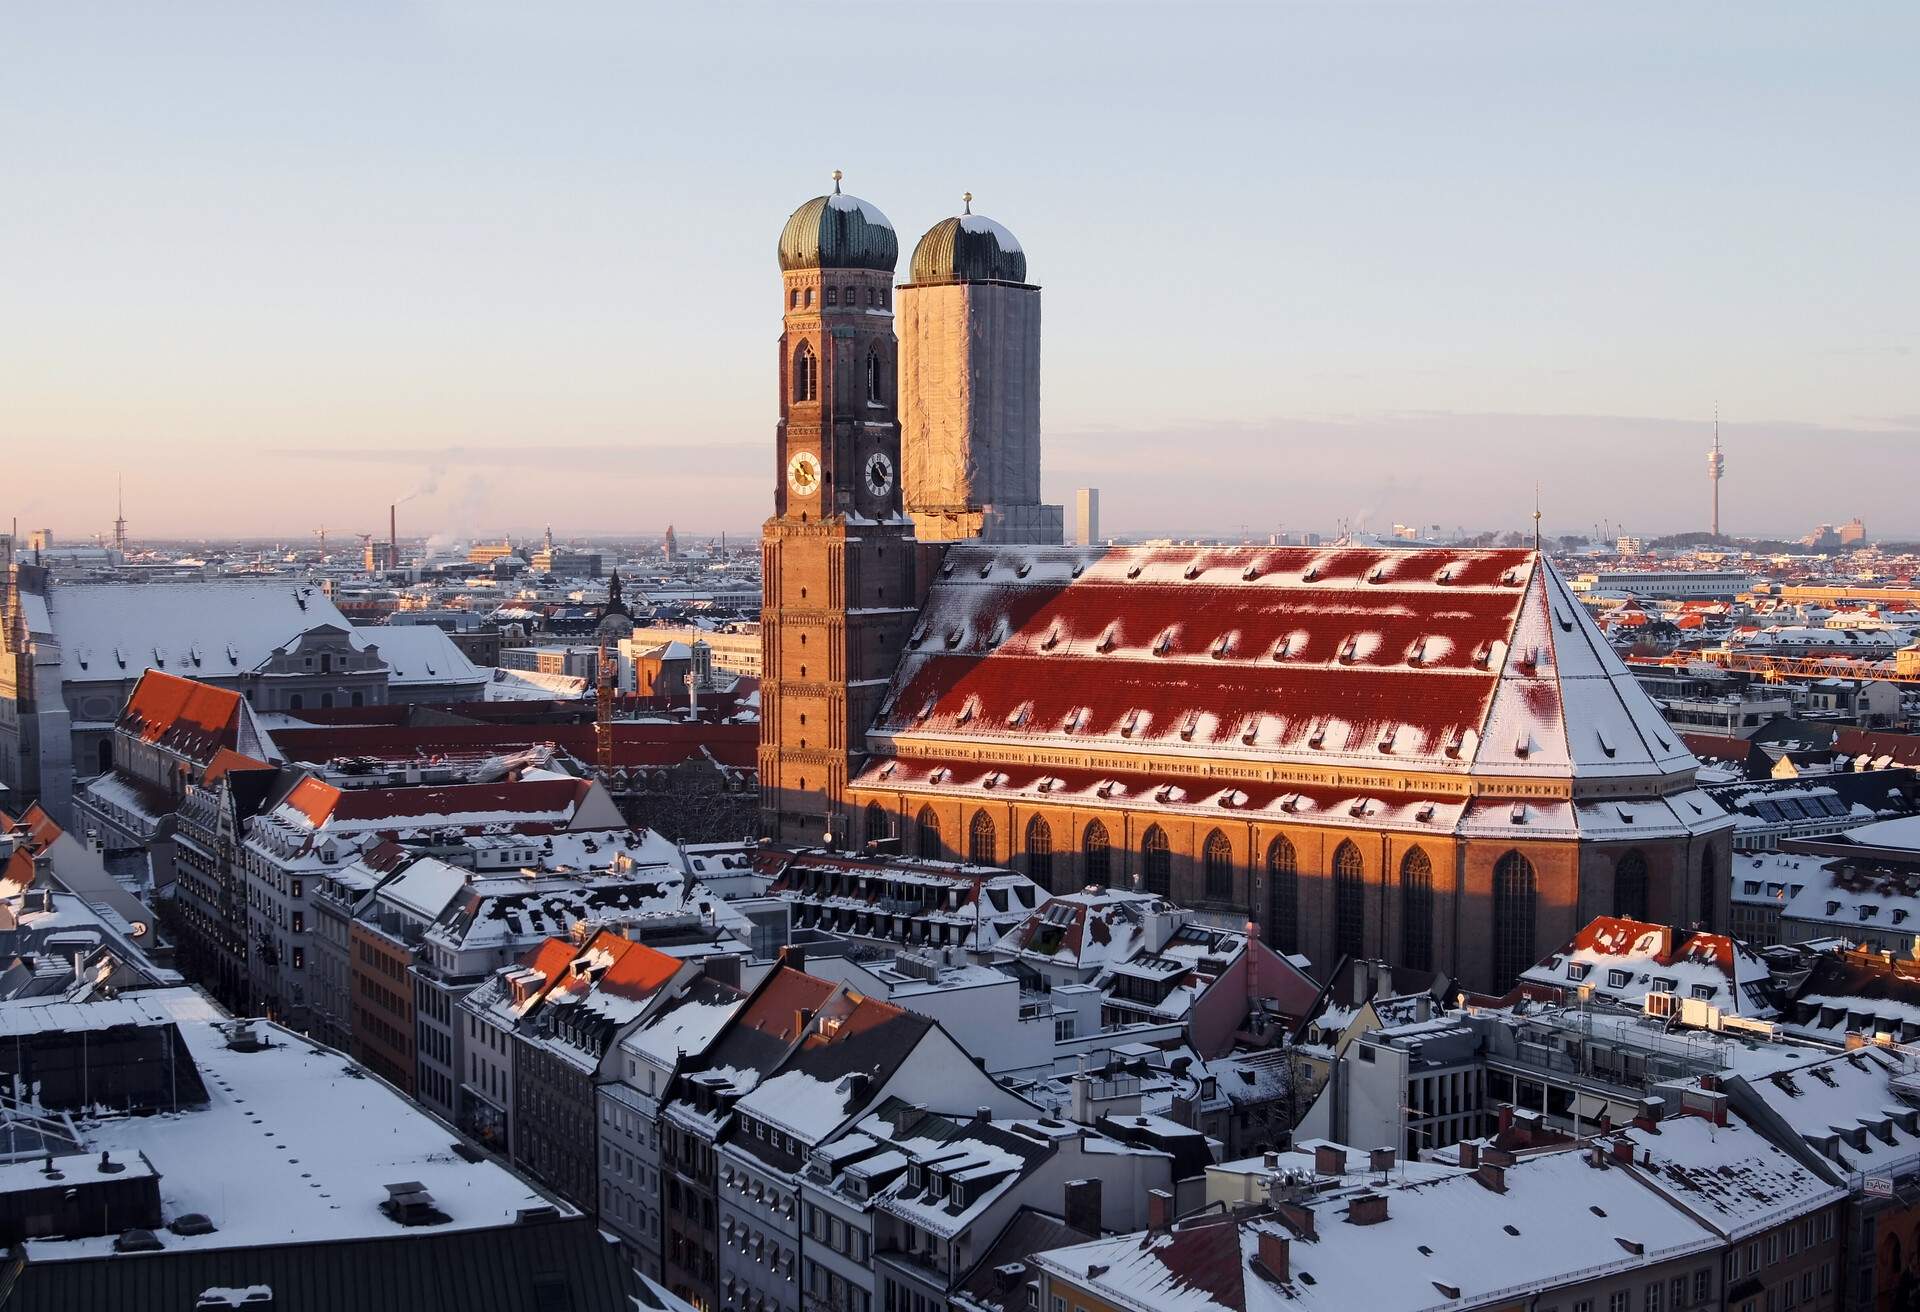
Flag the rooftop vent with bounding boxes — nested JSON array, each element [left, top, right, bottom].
[[114, 1228, 164, 1253]]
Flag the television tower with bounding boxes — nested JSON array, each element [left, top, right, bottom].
[[1707, 410, 1725, 537], [112, 477, 128, 555]]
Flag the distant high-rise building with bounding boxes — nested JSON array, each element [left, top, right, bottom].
[[1838, 517, 1868, 546], [664, 524, 678, 563], [897, 195, 1061, 545], [1075, 487, 1100, 545]]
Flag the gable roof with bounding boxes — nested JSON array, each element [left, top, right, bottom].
[[1518, 915, 1776, 1017], [117, 669, 248, 762], [39, 580, 358, 685], [859, 545, 1705, 822]]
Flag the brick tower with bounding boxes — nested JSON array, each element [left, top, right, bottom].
[[760, 174, 921, 845]]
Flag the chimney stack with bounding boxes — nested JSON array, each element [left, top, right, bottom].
[[1313, 1144, 1347, 1177], [1472, 1163, 1507, 1194], [1254, 1230, 1290, 1282], [1497, 1104, 1514, 1135], [1457, 1141, 1480, 1169], [389, 503, 398, 569], [1146, 1188, 1172, 1234], [1611, 1137, 1635, 1165], [1063, 1179, 1102, 1238], [1368, 1147, 1395, 1174], [1345, 1192, 1389, 1226]]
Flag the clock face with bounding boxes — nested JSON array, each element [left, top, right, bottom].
[[787, 451, 821, 497], [864, 451, 895, 498]]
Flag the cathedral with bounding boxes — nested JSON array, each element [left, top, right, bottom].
[[759, 177, 1732, 992]]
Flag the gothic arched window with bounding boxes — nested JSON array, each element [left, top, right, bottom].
[[1333, 842, 1365, 959], [866, 350, 883, 404], [1083, 820, 1111, 888], [916, 806, 940, 860], [1698, 847, 1717, 928], [793, 342, 817, 403], [1203, 830, 1233, 901], [1266, 837, 1298, 953], [866, 802, 892, 847], [1025, 816, 1053, 890], [1142, 826, 1171, 896], [1399, 848, 1434, 972], [1493, 851, 1538, 986], [1614, 849, 1649, 922], [968, 810, 996, 866]]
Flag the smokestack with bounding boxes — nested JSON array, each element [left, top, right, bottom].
[[390, 503, 398, 569]]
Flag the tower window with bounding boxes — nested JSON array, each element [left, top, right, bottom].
[[804, 288, 813, 307], [866, 351, 883, 404], [843, 285, 855, 305], [793, 342, 817, 402], [865, 287, 876, 306], [825, 287, 837, 306], [790, 289, 799, 309]]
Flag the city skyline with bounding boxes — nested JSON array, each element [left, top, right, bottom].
[[5, 2, 1916, 540]]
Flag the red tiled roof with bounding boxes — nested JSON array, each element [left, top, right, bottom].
[[203, 747, 271, 786], [737, 967, 837, 1042], [1836, 729, 1920, 768], [276, 775, 590, 830], [0, 803, 63, 854], [865, 544, 1691, 787], [118, 669, 245, 762], [1680, 733, 1755, 763]]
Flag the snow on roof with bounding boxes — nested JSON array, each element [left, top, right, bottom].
[[364, 623, 487, 686], [1737, 1045, 1920, 1179], [1781, 859, 1920, 936], [41, 581, 357, 685], [116, 669, 246, 761], [1836, 814, 1920, 853], [622, 976, 746, 1070], [825, 191, 892, 229], [1609, 1114, 1844, 1240], [956, 212, 1023, 253], [372, 856, 471, 921], [1519, 916, 1776, 1017], [996, 888, 1175, 973], [20, 1005, 569, 1261], [859, 546, 1715, 826], [1034, 1147, 1720, 1312]]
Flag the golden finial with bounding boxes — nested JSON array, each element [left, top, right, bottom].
[[963, 191, 973, 215], [831, 169, 843, 194]]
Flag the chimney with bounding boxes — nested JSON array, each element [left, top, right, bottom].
[[794, 1008, 815, 1037], [1368, 1147, 1395, 1174], [1611, 1138, 1635, 1165], [1457, 1141, 1479, 1169], [389, 503, 397, 568], [1254, 1230, 1290, 1282], [1497, 1104, 1514, 1135], [1345, 1192, 1388, 1226], [1273, 1200, 1316, 1240], [973, 1106, 992, 1125], [1313, 1144, 1347, 1177], [1351, 959, 1374, 1007], [1473, 1163, 1507, 1194], [1145, 1189, 1172, 1234], [1063, 1179, 1102, 1238], [779, 944, 807, 973]]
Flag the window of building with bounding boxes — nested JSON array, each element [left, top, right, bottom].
[[916, 807, 941, 860], [292, 947, 304, 969], [1333, 841, 1365, 958], [1083, 821, 1110, 887], [1493, 850, 1538, 986], [1608, 969, 1632, 988], [1025, 816, 1053, 890], [319, 692, 333, 709], [969, 810, 996, 865], [1400, 847, 1434, 971], [793, 341, 818, 403], [1614, 849, 1650, 921], [1267, 836, 1298, 952], [825, 287, 838, 306], [1143, 826, 1172, 896], [1609, 1292, 1628, 1312], [1203, 829, 1233, 901], [866, 350, 883, 404], [804, 287, 813, 307], [790, 289, 800, 309], [289, 694, 304, 710], [842, 285, 854, 305], [1692, 1269, 1710, 1303], [866, 803, 892, 847]]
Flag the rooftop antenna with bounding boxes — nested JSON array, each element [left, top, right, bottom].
[[962, 191, 972, 215], [831, 169, 843, 195], [112, 477, 128, 556], [1533, 484, 1543, 553]]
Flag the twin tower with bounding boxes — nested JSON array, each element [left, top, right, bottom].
[[760, 175, 1059, 844]]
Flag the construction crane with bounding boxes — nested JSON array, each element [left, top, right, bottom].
[[595, 646, 618, 775]]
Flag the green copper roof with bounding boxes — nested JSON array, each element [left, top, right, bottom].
[[908, 209, 1027, 285], [778, 190, 898, 273]]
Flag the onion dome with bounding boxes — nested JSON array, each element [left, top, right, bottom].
[[778, 170, 898, 272], [909, 193, 1027, 285]]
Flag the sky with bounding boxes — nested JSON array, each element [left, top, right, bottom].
[[3, 2, 1915, 545]]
